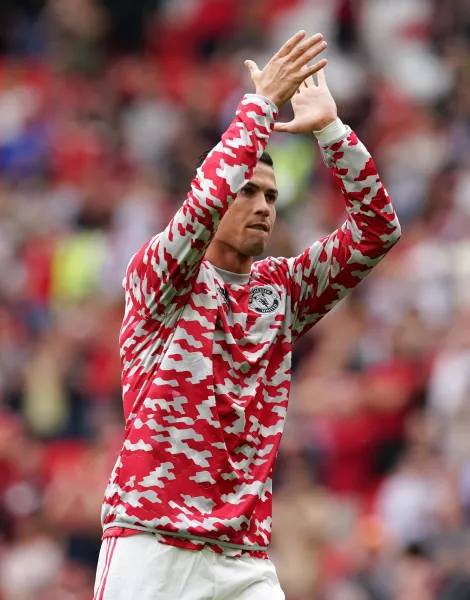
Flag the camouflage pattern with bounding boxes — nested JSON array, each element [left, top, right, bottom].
[[101, 94, 401, 557]]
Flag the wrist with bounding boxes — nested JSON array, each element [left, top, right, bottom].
[[314, 118, 337, 130], [254, 89, 281, 109]]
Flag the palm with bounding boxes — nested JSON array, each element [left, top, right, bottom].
[[274, 68, 337, 135]]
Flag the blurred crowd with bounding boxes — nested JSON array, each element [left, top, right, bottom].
[[0, 0, 469, 598]]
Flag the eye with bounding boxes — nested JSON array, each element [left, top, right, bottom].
[[266, 193, 277, 204], [241, 187, 254, 196]]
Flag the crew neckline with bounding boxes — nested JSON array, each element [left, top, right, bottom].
[[209, 263, 250, 286]]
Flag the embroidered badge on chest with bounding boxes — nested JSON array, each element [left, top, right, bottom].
[[249, 286, 280, 314]]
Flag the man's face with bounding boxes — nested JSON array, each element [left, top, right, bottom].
[[214, 162, 278, 257]]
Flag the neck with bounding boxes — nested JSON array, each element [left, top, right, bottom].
[[205, 240, 253, 274]]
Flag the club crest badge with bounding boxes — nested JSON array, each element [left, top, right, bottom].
[[249, 286, 280, 314]]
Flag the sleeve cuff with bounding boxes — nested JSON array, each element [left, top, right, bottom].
[[313, 118, 347, 144], [245, 93, 279, 114]]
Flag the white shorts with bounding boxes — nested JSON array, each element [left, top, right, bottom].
[[93, 534, 285, 600]]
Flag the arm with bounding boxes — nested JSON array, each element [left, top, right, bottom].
[[272, 68, 400, 339], [287, 121, 401, 339], [126, 95, 277, 319], [125, 30, 328, 319]]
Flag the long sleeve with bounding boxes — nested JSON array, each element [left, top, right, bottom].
[[285, 126, 401, 340], [125, 94, 278, 319]]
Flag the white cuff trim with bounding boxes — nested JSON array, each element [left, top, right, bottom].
[[313, 118, 347, 144]]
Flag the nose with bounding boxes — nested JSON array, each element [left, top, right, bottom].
[[253, 192, 270, 216]]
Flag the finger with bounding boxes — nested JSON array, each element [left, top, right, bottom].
[[316, 67, 328, 88], [304, 58, 328, 79], [244, 60, 260, 79], [274, 30, 306, 59], [273, 121, 293, 133], [300, 65, 311, 88], [295, 40, 327, 68], [289, 33, 323, 62]]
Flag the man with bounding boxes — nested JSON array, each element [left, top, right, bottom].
[[94, 30, 401, 600]]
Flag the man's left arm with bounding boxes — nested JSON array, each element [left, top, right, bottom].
[[286, 120, 401, 340]]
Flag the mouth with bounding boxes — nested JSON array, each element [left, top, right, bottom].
[[247, 224, 270, 233]]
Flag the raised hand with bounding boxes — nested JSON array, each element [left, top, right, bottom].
[[244, 31, 327, 109], [273, 68, 337, 134]]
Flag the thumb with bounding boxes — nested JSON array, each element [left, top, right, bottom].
[[273, 121, 293, 133], [244, 60, 260, 79]]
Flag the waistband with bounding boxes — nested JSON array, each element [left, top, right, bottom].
[[103, 522, 269, 553]]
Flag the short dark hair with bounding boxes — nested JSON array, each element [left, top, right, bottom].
[[195, 149, 274, 174]]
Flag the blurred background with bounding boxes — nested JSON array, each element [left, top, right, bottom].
[[0, 0, 469, 598]]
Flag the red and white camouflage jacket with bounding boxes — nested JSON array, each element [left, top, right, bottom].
[[101, 94, 401, 558]]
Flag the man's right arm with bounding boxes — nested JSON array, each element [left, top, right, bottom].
[[125, 94, 277, 320]]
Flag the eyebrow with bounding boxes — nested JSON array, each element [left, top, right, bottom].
[[244, 181, 279, 198]]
